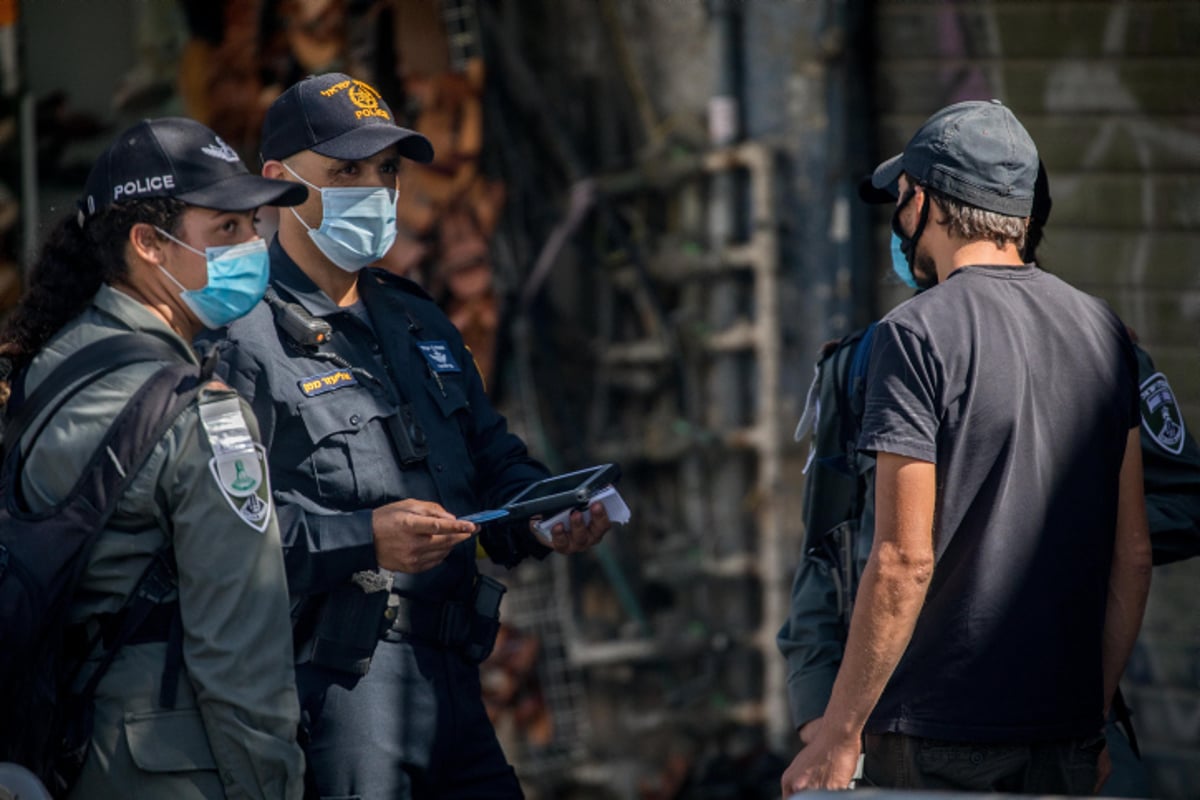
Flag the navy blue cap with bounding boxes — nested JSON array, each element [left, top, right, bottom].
[[863, 100, 1038, 217], [260, 73, 434, 164], [80, 117, 308, 218]]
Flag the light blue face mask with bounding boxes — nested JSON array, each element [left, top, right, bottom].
[[889, 231, 920, 290], [156, 228, 270, 328], [283, 163, 398, 272]]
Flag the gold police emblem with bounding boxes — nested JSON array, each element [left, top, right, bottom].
[[348, 80, 389, 121]]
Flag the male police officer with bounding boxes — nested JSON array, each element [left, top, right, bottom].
[[212, 73, 611, 799], [780, 101, 1152, 794]]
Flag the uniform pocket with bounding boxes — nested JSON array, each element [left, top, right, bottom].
[[297, 388, 399, 501], [124, 708, 217, 773], [298, 387, 395, 441]]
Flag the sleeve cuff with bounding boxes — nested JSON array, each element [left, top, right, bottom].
[[786, 664, 840, 730]]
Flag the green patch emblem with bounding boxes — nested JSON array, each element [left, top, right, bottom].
[[209, 443, 273, 532], [1140, 371, 1185, 456]]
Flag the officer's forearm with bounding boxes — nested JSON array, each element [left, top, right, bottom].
[[778, 556, 848, 729]]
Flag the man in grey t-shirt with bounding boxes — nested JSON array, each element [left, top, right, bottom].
[[781, 101, 1152, 795]]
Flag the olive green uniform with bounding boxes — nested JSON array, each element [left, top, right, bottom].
[[18, 285, 303, 799]]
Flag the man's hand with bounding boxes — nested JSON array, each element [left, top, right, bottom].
[[780, 730, 860, 796], [544, 501, 611, 555], [372, 499, 475, 573]]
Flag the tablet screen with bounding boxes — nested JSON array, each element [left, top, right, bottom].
[[504, 465, 615, 506]]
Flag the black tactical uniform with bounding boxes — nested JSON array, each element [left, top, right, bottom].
[[213, 239, 550, 797]]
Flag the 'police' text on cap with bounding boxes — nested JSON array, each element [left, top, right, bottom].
[[80, 117, 307, 219]]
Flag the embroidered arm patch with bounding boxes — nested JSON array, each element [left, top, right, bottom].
[[200, 398, 273, 532], [1141, 371, 1186, 455]]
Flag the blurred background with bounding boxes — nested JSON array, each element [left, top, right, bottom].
[[3, 0, 1198, 797]]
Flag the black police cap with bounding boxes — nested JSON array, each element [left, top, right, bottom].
[[260, 73, 434, 164], [79, 117, 308, 219]]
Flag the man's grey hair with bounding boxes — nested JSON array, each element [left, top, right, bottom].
[[927, 187, 1028, 254]]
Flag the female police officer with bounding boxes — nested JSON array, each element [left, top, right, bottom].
[[0, 118, 308, 799]]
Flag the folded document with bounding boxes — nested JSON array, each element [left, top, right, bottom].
[[532, 485, 630, 544]]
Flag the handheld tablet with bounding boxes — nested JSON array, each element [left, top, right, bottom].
[[458, 463, 621, 525]]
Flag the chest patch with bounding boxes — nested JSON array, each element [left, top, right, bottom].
[[298, 369, 358, 397], [1140, 371, 1185, 455], [417, 341, 461, 373]]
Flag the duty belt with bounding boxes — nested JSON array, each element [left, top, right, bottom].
[[384, 594, 472, 648], [382, 576, 506, 663]]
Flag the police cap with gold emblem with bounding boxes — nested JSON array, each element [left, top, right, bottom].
[[260, 72, 434, 164], [80, 117, 308, 220]]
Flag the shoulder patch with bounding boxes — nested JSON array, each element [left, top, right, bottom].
[[417, 341, 461, 374], [1140, 371, 1186, 455], [464, 345, 486, 392], [209, 444, 273, 532], [298, 368, 358, 397], [199, 397, 273, 532]]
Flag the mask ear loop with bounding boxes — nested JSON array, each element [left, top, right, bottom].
[[281, 163, 321, 233], [892, 186, 930, 264], [151, 226, 205, 294]]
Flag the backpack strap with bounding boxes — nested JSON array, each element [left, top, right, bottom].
[[3, 334, 186, 461], [839, 321, 877, 472]]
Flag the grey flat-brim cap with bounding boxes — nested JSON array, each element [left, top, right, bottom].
[[866, 99, 1038, 217]]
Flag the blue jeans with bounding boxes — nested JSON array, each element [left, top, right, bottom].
[[863, 732, 1106, 795], [300, 638, 523, 800]]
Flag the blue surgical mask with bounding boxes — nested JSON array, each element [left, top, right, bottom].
[[890, 186, 935, 291], [155, 228, 270, 328], [283, 163, 398, 272], [889, 231, 919, 289]]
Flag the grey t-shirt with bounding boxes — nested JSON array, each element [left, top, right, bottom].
[[858, 264, 1139, 742]]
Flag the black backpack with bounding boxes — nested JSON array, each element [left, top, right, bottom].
[[0, 334, 208, 793], [797, 323, 876, 626]]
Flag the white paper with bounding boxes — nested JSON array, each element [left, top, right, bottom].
[[533, 485, 630, 544]]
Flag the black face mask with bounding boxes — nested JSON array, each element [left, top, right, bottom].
[[891, 187, 937, 290]]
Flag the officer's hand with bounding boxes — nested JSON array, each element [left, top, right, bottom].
[[545, 501, 611, 555], [798, 717, 823, 746], [372, 499, 475, 573]]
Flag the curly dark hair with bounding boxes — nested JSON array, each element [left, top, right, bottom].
[[0, 198, 186, 405]]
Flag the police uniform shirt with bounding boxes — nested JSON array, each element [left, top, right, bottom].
[[20, 284, 303, 800], [215, 238, 550, 605]]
